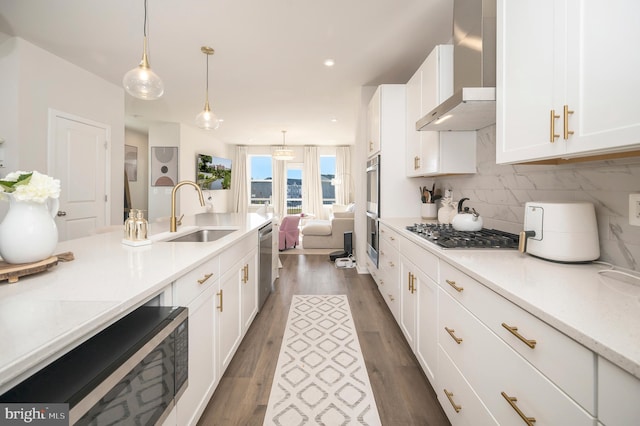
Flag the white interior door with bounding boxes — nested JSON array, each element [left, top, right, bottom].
[[48, 110, 110, 241]]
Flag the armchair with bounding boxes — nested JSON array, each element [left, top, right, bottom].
[[301, 211, 354, 249], [279, 215, 301, 251]]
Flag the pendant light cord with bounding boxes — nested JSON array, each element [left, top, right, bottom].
[[143, 0, 148, 37]]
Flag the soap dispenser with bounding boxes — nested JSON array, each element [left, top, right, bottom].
[[134, 209, 148, 241], [124, 209, 136, 240]]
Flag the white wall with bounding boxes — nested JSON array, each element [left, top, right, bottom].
[[0, 36, 125, 225]]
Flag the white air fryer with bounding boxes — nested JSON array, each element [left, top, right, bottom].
[[519, 202, 600, 262]]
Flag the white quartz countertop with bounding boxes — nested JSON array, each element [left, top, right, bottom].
[[381, 218, 640, 380], [0, 212, 272, 394]]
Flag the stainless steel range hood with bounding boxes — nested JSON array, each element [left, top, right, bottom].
[[417, 0, 496, 131]]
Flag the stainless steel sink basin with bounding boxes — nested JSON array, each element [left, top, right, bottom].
[[166, 229, 237, 242]]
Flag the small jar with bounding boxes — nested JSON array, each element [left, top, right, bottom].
[[134, 210, 148, 240], [124, 210, 136, 240]]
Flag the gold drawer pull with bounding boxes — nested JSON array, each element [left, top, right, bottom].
[[445, 327, 463, 344], [446, 279, 464, 292], [379, 279, 384, 286], [502, 323, 537, 349], [244, 264, 249, 283], [197, 273, 213, 284], [380, 250, 385, 256], [563, 105, 574, 140], [390, 236, 395, 241], [216, 290, 223, 312], [388, 261, 395, 267], [550, 109, 560, 142], [501, 392, 536, 425], [388, 294, 394, 302], [444, 389, 462, 413]]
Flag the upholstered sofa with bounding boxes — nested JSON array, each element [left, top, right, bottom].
[[301, 211, 354, 249]]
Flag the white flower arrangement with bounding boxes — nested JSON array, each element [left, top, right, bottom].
[[0, 171, 61, 203]]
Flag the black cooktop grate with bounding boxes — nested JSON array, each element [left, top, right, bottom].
[[406, 223, 519, 249]]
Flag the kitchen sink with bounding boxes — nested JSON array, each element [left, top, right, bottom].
[[166, 228, 237, 242]]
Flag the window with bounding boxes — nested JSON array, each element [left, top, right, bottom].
[[286, 163, 302, 214], [321, 155, 336, 205], [249, 156, 272, 205]]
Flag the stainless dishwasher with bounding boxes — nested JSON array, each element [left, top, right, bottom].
[[258, 222, 273, 310]]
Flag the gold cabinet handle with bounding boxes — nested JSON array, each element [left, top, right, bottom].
[[501, 392, 536, 425], [369, 140, 374, 151], [379, 279, 384, 286], [380, 250, 385, 256], [446, 279, 464, 293], [388, 294, 394, 302], [244, 264, 249, 283], [502, 323, 537, 349], [408, 272, 413, 291], [197, 273, 213, 285], [216, 290, 223, 312], [390, 236, 395, 241], [549, 109, 560, 142], [444, 389, 462, 413], [411, 273, 416, 294], [563, 105, 574, 140], [414, 156, 420, 170], [388, 261, 395, 268], [445, 327, 463, 344]]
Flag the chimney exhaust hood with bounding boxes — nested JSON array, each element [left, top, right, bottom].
[[417, 0, 496, 131]]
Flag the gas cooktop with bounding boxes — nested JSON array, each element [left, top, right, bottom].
[[406, 223, 519, 249]]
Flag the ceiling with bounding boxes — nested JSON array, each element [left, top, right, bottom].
[[0, 0, 454, 146]]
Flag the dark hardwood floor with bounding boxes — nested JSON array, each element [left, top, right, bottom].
[[197, 254, 450, 425]]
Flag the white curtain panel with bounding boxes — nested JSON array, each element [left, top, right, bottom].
[[335, 146, 352, 205], [272, 157, 286, 218], [302, 146, 325, 219], [231, 145, 248, 213]]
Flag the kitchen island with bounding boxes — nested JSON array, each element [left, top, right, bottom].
[[0, 212, 271, 395]]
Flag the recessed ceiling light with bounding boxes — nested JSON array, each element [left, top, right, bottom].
[[324, 59, 335, 67], [330, 118, 337, 122]]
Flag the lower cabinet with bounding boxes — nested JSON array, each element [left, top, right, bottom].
[[171, 229, 261, 426], [598, 356, 640, 426]]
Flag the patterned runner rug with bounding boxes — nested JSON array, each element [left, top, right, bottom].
[[264, 295, 381, 426]]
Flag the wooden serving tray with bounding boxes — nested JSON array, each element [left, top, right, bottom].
[[0, 252, 74, 284]]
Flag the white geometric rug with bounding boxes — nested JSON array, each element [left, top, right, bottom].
[[264, 295, 381, 426]]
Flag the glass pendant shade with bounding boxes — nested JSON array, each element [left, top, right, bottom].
[[123, 0, 164, 100], [123, 38, 164, 100], [196, 46, 219, 130], [195, 101, 220, 130], [273, 130, 295, 160]]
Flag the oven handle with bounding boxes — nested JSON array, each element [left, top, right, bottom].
[[69, 308, 189, 424]]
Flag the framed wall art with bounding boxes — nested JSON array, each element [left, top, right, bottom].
[[151, 147, 179, 187]]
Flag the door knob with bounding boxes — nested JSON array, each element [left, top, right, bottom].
[[57, 211, 67, 217]]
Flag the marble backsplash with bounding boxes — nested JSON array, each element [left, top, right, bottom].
[[434, 125, 640, 271]]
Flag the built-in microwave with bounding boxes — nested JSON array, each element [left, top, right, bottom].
[[0, 305, 188, 426], [366, 155, 380, 266]]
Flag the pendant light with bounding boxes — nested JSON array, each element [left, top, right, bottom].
[[273, 130, 295, 161], [123, 0, 164, 100], [195, 46, 220, 130]]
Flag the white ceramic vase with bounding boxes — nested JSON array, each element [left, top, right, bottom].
[[0, 195, 59, 264]]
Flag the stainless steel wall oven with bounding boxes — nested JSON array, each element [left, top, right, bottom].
[[366, 155, 380, 266]]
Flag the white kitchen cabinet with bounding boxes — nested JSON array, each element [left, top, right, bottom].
[[400, 237, 439, 385], [217, 258, 243, 377], [173, 255, 219, 426], [378, 224, 401, 320], [439, 260, 595, 413], [406, 45, 476, 177], [176, 284, 217, 426], [240, 248, 258, 332], [438, 346, 498, 425], [598, 356, 640, 426], [439, 289, 595, 426], [497, 0, 640, 164], [367, 87, 382, 157]]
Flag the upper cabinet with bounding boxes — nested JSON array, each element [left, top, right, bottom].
[[367, 87, 382, 157], [406, 45, 476, 177], [497, 0, 640, 164]]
